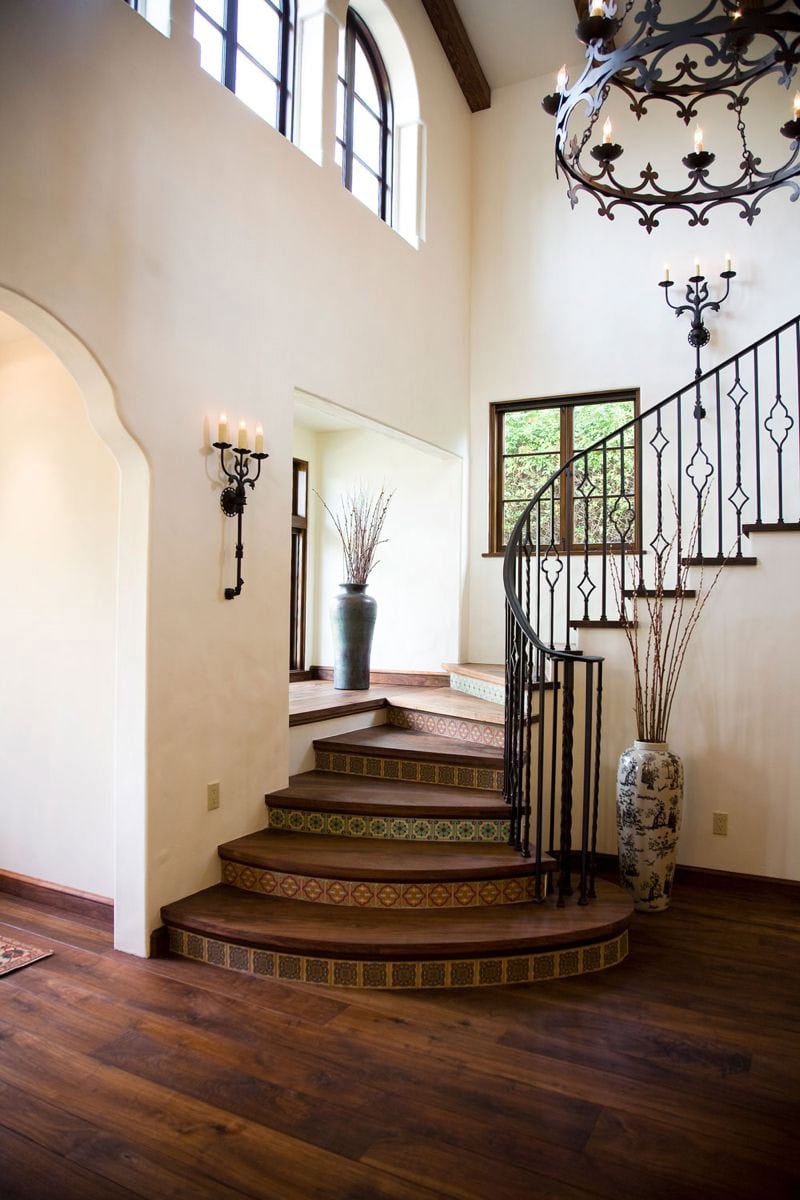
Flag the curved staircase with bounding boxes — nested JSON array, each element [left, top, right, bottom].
[[163, 678, 633, 988]]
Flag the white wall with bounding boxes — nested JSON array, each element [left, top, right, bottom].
[[467, 71, 800, 880], [0, 0, 472, 946], [0, 324, 118, 897], [296, 422, 462, 671]]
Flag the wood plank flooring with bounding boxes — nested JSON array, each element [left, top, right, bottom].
[[1, 876, 798, 1199]]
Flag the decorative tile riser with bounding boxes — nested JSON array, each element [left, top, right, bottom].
[[166, 927, 629, 989], [221, 859, 543, 907], [314, 749, 503, 792], [387, 707, 504, 749], [267, 806, 510, 843], [449, 674, 506, 706]]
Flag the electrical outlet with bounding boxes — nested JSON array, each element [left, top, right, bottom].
[[712, 811, 728, 836], [207, 781, 220, 812]]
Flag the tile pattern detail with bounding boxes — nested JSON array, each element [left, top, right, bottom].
[[315, 749, 503, 792], [267, 806, 510, 843], [221, 858, 541, 907], [449, 673, 506, 705], [387, 707, 504, 749], [166, 926, 629, 988]]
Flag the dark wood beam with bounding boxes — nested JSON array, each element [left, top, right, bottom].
[[419, 0, 490, 113]]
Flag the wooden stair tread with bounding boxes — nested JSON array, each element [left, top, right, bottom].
[[162, 881, 631, 959], [269, 772, 508, 817], [314, 725, 504, 767], [443, 662, 504, 685], [386, 686, 505, 725], [219, 830, 552, 881]]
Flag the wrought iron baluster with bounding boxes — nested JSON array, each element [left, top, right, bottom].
[[589, 662, 603, 900], [558, 658, 574, 906], [754, 345, 763, 525], [727, 359, 749, 557], [565, 466, 573, 650], [715, 371, 724, 559], [577, 452, 596, 620], [601, 440, 609, 620], [765, 333, 793, 524], [579, 661, 594, 906], [548, 659, 560, 857], [534, 648, 546, 896]]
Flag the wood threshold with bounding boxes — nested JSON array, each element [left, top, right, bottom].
[[311, 666, 450, 688], [0, 867, 113, 928]]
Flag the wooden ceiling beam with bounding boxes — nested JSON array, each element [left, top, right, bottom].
[[419, 0, 491, 113]]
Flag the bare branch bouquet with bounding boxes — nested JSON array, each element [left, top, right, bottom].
[[316, 485, 394, 585], [611, 505, 724, 744]]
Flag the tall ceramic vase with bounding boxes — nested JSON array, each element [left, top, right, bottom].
[[616, 741, 684, 912], [331, 583, 377, 690]]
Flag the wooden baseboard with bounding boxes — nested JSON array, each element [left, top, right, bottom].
[[0, 868, 114, 927], [149, 925, 170, 958], [567, 853, 799, 892], [310, 666, 450, 688]]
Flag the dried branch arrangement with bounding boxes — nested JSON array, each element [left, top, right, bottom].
[[611, 509, 724, 744], [316, 486, 394, 585]]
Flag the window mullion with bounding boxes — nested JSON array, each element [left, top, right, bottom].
[[224, 0, 238, 93], [343, 23, 357, 191]]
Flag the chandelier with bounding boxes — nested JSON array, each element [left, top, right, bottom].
[[542, 0, 800, 231]]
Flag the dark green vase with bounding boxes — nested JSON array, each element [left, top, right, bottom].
[[331, 583, 377, 690]]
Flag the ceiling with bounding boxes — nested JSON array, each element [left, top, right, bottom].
[[452, 0, 580, 91]]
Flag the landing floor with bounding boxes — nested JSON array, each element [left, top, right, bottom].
[[1, 875, 798, 1198]]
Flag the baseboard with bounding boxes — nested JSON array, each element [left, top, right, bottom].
[[566, 853, 799, 892], [0, 868, 114, 927], [311, 666, 450, 688], [149, 924, 170, 958]]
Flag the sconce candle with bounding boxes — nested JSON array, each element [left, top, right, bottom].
[[664, 263, 671, 283], [725, 253, 733, 273], [794, 91, 800, 120], [211, 421, 269, 599], [694, 126, 704, 153]]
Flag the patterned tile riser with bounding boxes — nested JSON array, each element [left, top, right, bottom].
[[314, 749, 503, 792], [167, 926, 629, 988], [387, 708, 504, 749], [221, 859, 545, 908], [449, 674, 506, 706], [267, 806, 510, 844]]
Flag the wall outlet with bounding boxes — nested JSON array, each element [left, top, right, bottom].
[[207, 781, 220, 812], [712, 811, 728, 836]]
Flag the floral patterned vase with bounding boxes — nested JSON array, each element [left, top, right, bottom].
[[616, 741, 684, 912]]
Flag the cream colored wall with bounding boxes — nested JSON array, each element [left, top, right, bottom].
[[467, 72, 800, 880], [310, 427, 462, 670], [0, 327, 118, 897], [0, 0, 471, 948]]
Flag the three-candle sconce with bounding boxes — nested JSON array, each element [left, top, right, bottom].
[[212, 413, 268, 600]]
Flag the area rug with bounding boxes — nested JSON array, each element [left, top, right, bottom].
[[0, 939, 53, 976]]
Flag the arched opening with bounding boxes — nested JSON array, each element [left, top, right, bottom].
[[0, 288, 150, 955]]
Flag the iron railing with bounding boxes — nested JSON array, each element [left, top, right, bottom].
[[503, 314, 800, 904]]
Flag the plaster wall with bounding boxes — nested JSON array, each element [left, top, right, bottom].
[[468, 71, 800, 880], [311, 427, 462, 671], [0, 0, 471, 947], [0, 326, 118, 897]]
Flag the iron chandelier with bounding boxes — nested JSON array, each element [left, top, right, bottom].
[[542, 0, 800, 231]]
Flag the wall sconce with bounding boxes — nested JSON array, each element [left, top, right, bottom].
[[212, 413, 269, 600], [658, 257, 737, 418]]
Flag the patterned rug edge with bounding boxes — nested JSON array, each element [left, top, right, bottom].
[[0, 941, 53, 977]]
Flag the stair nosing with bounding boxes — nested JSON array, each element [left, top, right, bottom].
[[313, 728, 504, 767]]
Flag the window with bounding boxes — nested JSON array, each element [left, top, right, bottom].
[[290, 458, 308, 673], [489, 390, 639, 554], [336, 9, 393, 222], [194, 0, 295, 136]]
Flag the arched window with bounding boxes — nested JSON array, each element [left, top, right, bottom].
[[193, 0, 295, 137], [336, 9, 393, 223]]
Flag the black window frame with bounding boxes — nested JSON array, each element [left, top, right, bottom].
[[489, 389, 641, 556], [194, 0, 296, 138], [337, 8, 394, 224], [290, 458, 308, 674]]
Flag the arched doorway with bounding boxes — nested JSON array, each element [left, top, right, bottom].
[[0, 288, 149, 955]]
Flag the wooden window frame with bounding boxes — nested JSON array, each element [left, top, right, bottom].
[[488, 389, 641, 556], [290, 458, 308, 674], [337, 8, 394, 224], [194, 0, 296, 138]]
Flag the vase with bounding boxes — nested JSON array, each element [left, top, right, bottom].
[[616, 740, 684, 912], [330, 583, 377, 690]]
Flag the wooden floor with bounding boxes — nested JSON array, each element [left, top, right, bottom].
[[1, 876, 799, 1199]]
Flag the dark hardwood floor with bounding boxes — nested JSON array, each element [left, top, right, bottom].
[[1, 875, 798, 1199]]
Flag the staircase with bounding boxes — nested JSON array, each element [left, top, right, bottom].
[[163, 667, 632, 988], [503, 313, 800, 905]]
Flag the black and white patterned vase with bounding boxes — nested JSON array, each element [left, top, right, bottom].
[[616, 740, 684, 912]]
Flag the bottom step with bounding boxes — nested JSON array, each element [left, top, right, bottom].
[[162, 881, 632, 989]]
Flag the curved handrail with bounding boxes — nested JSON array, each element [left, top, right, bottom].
[[501, 312, 800, 906]]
